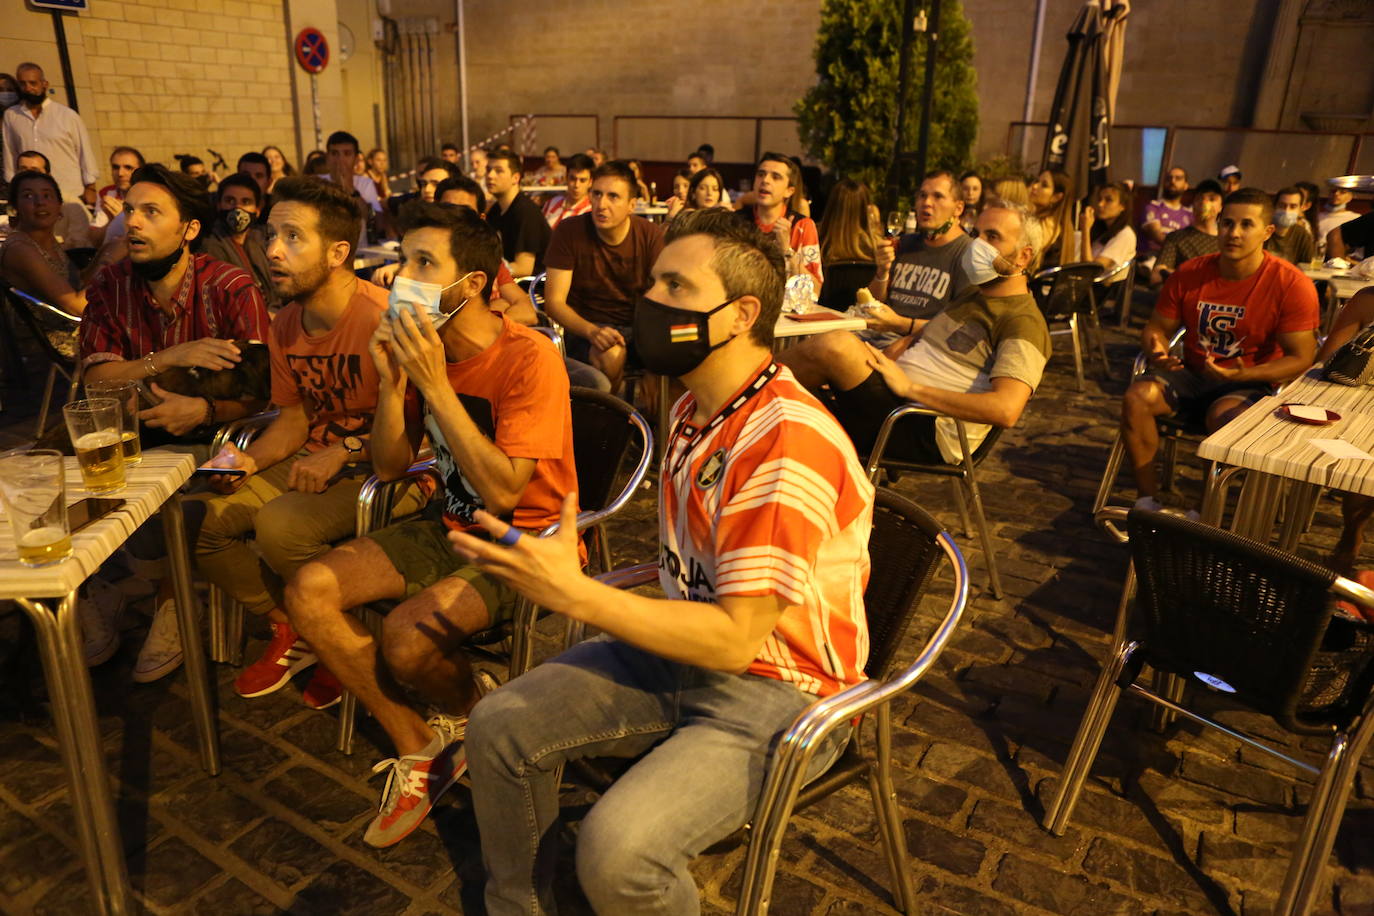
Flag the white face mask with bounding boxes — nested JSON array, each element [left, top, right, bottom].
[[387, 271, 473, 330], [962, 237, 1018, 286], [1273, 209, 1298, 229], [0, 91, 16, 108]]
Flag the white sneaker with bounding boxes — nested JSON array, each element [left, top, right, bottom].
[[78, 577, 124, 667], [133, 598, 184, 683], [1133, 495, 1164, 513]]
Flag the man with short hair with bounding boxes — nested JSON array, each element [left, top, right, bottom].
[[584, 147, 607, 168], [1152, 179, 1224, 286], [284, 201, 578, 847], [686, 150, 708, 175], [485, 149, 551, 276], [1218, 165, 1243, 195], [531, 146, 566, 186], [15, 148, 98, 250], [737, 151, 822, 286], [199, 173, 279, 310], [236, 151, 272, 198], [460, 208, 874, 912], [416, 158, 460, 203], [1122, 187, 1319, 512], [781, 202, 1050, 466], [541, 152, 593, 228], [3, 63, 99, 205], [441, 142, 461, 165], [434, 177, 538, 325], [325, 129, 383, 244], [1317, 183, 1359, 257], [543, 160, 665, 390], [1138, 166, 1192, 265], [79, 163, 271, 680], [467, 146, 488, 182], [865, 170, 971, 345], [197, 176, 416, 709], [1265, 186, 1317, 265], [94, 146, 145, 225]]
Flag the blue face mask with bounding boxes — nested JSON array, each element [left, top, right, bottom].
[[387, 271, 473, 330]]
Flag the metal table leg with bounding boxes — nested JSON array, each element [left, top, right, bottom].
[[17, 593, 132, 916], [161, 493, 221, 775]]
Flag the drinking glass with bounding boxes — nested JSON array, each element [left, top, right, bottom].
[[885, 211, 904, 239], [63, 398, 126, 494], [85, 380, 142, 466], [0, 449, 71, 567]]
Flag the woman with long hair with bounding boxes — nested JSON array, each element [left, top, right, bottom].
[[0, 170, 87, 316], [1080, 182, 1136, 275], [1029, 169, 1075, 268], [625, 159, 651, 201], [263, 145, 295, 192], [959, 170, 984, 234], [365, 148, 392, 200], [815, 178, 883, 310]]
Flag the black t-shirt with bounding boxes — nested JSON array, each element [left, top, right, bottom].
[[1340, 212, 1374, 255], [488, 193, 552, 273]]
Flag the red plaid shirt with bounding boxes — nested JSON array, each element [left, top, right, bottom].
[[79, 253, 270, 368]]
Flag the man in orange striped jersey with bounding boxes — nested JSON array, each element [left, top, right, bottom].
[[451, 209, 875, 914]]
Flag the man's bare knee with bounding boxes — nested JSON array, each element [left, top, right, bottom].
[[1123, 381, 1167, 420], [285, 560, 341, 632]]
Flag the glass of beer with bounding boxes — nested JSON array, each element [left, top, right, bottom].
[[0, 449, 72, 567], [63, 398, 126, 495], [85, 380, 141, 466]]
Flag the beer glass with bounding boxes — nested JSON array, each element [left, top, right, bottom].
[[63, 398, 126, 494], [0, 449, 71, 567], [85, 380, 141, 466]]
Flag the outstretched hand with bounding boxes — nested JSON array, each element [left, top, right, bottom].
[[447, 492, 587, 615]]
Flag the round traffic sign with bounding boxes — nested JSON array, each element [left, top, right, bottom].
[[295, 27, 330, 74]]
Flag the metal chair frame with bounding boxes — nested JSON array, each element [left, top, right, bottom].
[[336, 390, 654, 754], [1102, 255, 1139, 329], [1030, 261, 1105, 392], [1046, 506, 1374, 916], [865, 403, 1004, 598], [587, 490, 970, 915]]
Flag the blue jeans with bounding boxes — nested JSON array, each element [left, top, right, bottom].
[[466, 635, 849, 915]]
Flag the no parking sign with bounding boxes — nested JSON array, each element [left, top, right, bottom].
[[295, 27, 330, 74]]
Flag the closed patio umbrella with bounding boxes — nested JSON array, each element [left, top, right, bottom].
[[1042, 0, 1127, 194]]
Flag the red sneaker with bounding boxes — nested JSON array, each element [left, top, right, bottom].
[[302, 665, 343, 710], [234, 621, 316, 698]]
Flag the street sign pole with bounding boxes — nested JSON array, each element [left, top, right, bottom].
[[294, 27, 330, 153], [50, 11, 79, 111], [310, 73, 321, 151]]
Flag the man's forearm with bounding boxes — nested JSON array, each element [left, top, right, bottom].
[[1232, 354, 1312, 385], [509, 252, 536, 277], [370, 388, 415, 480], [424, 385, 527, 514], [867, 269, 890, 301], [544, 297, 597, 339], [244, 416, 309, 470], [906, 383, 1021, 428], [561, 577, 761, 673]]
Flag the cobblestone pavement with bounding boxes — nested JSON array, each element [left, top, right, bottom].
[[1, 314, 1372, 915]]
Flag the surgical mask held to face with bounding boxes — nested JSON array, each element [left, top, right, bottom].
[[1273, 209, 1299, 229], [387, 271, 473, 330], [962, 236, 1019, 286]]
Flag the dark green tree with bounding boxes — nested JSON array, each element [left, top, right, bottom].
[[796, 0, 979, 204]]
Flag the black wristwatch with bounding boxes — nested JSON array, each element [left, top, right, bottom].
[[342, 436, 364, 464]]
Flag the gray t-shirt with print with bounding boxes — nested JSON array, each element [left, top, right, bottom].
[[887, 232, 974, 320]]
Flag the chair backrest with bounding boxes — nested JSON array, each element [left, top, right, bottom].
[[1125, 509, 1374, 732], [1030, 262, 1103, 321], [5, 288, 80, 368], [570, 387, 648, 514], [862, 488, 954, 679], [818, 261, 878, 313]]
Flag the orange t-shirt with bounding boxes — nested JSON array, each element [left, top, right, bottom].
[[404, 314, 577, 533], [269, 280, 388, 452]]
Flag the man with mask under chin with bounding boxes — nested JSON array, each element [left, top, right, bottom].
[[779, 200, 1051, 468], [864, 170, 974, 347], [199, 172, 281, 311]]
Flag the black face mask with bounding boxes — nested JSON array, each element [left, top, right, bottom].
[[632, 294, 738, 378], [18, 90, 44, 106], [130, 242, 186, 282], [222, 207, 253, 234]]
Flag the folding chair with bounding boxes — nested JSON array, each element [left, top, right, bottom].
[[1101, 256, 1138, 329], [585, 488, 969, 914], [865, 404, 1004, 598], [336, 387, 653, 754], [1029, 261, 1104, 391], [1046, 507, 1374, 916]]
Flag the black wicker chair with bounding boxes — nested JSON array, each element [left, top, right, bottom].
[[1046, 507, 1374, 916], [4, 287, 82, 436], [1030, 261, 1105, 391], [578, 488, 970, 914]]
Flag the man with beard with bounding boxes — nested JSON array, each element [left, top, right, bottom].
[[736, 151, 822, 286], [1138, 166, 1193, 269], [193, 177, 420, 710], [78, 163, 270, 681], [199, 173, 280, 310], [3, 63, 99, 205], [282, 202, 576, 847], [865, 170, 973, 346]]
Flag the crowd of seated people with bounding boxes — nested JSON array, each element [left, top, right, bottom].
[[9, 82, 1374, 911]]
